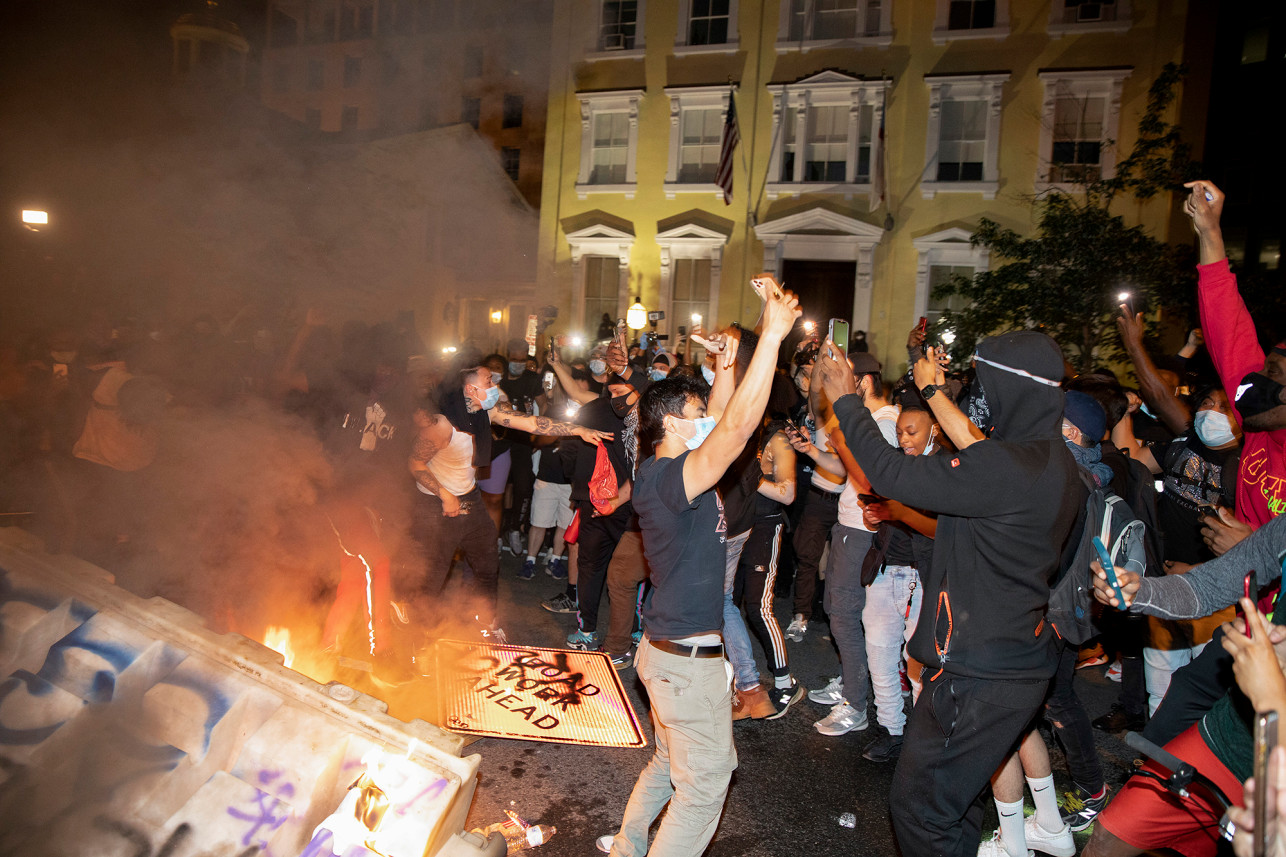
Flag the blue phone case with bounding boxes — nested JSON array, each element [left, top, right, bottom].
[[1092, 536, 1125, 606]]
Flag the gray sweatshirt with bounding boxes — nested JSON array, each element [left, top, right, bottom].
[[1130, 513, 1286, 620]]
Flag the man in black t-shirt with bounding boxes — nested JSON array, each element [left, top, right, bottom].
[[599, 285, 799, 857], [500, 338, 546, 554]]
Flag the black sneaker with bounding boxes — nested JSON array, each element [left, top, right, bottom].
[[1059, 784, 1108, 832], [541, 593, 577, 614], [862, 729, 904, 763], [1092, 704, 1144, 733], [765, 681, 804, 720]]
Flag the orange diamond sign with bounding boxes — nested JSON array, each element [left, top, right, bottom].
[[427, 641, 645, 747]]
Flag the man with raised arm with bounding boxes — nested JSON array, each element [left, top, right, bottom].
[[817, 330, 1083, 857], [599, 281, 800, 857]]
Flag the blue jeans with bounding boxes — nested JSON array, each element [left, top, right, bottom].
[[609, 640, 737, 857], [824, 524, 872, 710], [863, 564, 923, 734], [721, 530, 757, 691]]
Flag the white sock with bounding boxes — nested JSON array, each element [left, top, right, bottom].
[[994, 797, 1026, 857], [774, 674, 793, 689], [1026, 774, 1062, 833], [526, 554, 538, 564]]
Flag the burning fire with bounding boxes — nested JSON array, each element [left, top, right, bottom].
[[263, 625, 295, 668]]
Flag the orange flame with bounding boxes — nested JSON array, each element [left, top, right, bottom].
[[263, 626, 295, 668]]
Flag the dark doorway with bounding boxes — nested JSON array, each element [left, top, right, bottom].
[[781, 258, 856, 348]]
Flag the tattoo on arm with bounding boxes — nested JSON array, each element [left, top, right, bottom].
[[410, 431, 447, 494], [492, 402, 581, 436]]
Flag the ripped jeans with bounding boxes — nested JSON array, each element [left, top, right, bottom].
[[1044, 640, 1105, 792]]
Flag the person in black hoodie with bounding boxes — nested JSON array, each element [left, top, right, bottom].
[[817, 330, 1085, 857]]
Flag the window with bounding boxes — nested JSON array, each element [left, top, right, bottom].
[[926, 265, 974, 325], [765, 71, 885, 197], [306, 1, 336, 43], [591, 114, 630, 183], [912, 228, 989, 325], [341, 105, 359, 130], [936, 100, 985, 181], [501, 147, 521, 181], [931, 0, 1007, 42], [948, 0, 994, 30], [600, 1, 638, 50], [565, 222, 634, 325], [307, 59, 324, 90], [672, 259, 713, 325], [576, 90, 643, 197], [584, 257, 622, 327], [463, 46, 483, 78], [343, 56, 361, 87], [461, 96, 480, 129], [921, 73, 1009, 198], [678, 108, 722, 183], [339, 0, 374, 39], [1047, 0, 1130, 34], [689, 0, 730, 45], [779, 0, 887, 46], [502, 94, 523, 129], [1036, 69, 1130, 189]]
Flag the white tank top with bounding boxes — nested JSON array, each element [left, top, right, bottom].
[[416, 423, 476, 497]]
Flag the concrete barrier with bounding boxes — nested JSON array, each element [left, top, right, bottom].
[[0, 527, 489, 857]]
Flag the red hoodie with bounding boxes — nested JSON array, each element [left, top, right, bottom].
[[1197, 259, 1286, 528]]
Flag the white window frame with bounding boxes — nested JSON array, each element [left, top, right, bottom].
[[1047, 0, 1131, 36], [921, 72, 1009, 199], [912, 227, 990, 323], [655, 222, 728, 339], [765, 71, 888, 200], [674, 0, 739, 54], [576, 90, 645, 199], [776, 0, 893, 51], [585, 0, 648, 60], [1035, 68, 1130, 191], [931, 0, 1010, 44], [663, 87, 733, 199], [565, 222, 636, 327], [753, 206, 886, 332]]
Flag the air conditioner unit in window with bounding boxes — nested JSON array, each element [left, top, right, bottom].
[[601, 32, 626, 50], [1077, 3, 1103, 21]]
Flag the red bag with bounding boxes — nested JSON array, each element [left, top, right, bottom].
[[563, 507, 581, 544], [589, 442, 619, 516]]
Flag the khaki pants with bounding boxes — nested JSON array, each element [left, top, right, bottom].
[[609, 641, 737, 857]]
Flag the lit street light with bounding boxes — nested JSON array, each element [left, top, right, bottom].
[[22, 209, 49, 231]]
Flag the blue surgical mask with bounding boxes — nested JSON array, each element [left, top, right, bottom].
[[508, 361, 526, 377], [650, 368, 668, 382], [672, 415, 717, 450], [589, 359, 607, 376], [701, 365, 715, 384], [1193, 409, 1236, 447], [490, 371, 503, 385], [471, 385, 501, 410]]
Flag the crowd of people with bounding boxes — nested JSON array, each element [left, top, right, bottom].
[[1, 180, 1284, 857]]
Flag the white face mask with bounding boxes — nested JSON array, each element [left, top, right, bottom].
[[588, 359, 607, 376], [490, 371, 503, 385], [922, 426, 938, 456], [1193, 409, 1236, 447], [701, 365, 715, 384], [670, 415, 717, 450]]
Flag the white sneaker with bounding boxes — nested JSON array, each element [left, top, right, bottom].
[[977, 830, 1033, 857], [595, 834, 614, 853], [814, 701, 868, 736], [785, 614, 808, 642], [1023, 815, 1075, 857], [809, 675, 844, 705]]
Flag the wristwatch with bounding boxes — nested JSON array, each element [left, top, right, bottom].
[[920, 384, 940, 400]]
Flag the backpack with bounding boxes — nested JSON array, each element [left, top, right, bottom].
[[1047, 469, 1150, 645]]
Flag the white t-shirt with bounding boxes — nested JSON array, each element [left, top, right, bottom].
[[837, 403, 900, 531]]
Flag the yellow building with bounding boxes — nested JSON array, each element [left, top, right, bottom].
[[538, 0, 1194, 372]]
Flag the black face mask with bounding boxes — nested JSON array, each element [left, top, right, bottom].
[[610, 394, 634, 418], [1235, 372, 1285, 419], [964, 374, 995, 437]]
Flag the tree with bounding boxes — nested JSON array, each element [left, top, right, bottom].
[[935, 64, 1197, 374]]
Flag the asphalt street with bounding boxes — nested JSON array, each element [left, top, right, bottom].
[[436, 550, 1145, 857]]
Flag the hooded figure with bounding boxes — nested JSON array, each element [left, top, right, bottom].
[[830, 330, 1086, 857]]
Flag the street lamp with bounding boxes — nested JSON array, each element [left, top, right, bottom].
[[627, 297, 647, 331], [490, 310, 503, 323], [21, 210, 48, 231]]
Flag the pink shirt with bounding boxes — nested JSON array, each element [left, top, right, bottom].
[[1197, 259, 1286, 527]]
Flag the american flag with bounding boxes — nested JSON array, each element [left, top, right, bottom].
[[869, 83, 887, 212], [715, 91, 740, 206]]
